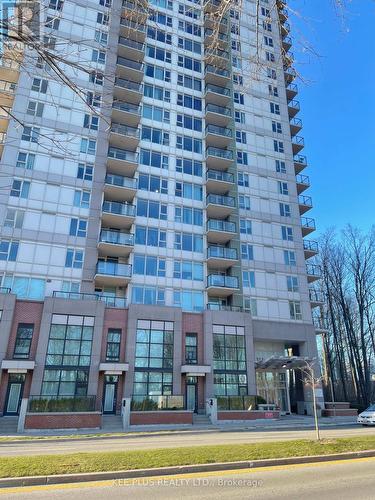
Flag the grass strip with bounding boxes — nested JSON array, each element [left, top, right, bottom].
[[1, 436, 375, 478]]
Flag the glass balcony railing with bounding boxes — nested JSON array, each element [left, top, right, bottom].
[[114, 77, 143, 93], [206, 103, 232, 116], [207, 303, 243, 312], [313, 317, 328, 330], [206, 147, 233, 160], [287, 83, 298, 94], [117, 56, 144, 72], [108, 146, 138, 163], [105, 174, 137, 190], [100, 229, 134, 247], [283, 36, 292, 46], [205, 83, 231, 96], [292, 136, 305, 148], [290, 117, 302, 128], [303, 240, 318, 253], [301, 217, 316, 230], [205, 48, 229, 59], [122, 0, 148, 13], [294, 154, 307, 167], [205, 65, 230, 78], [204, 0, 222, 8], [306, 264, 321, 277], [296, 174, 310, 185], [120, 17, 146, 32], [205, 124, 232, 137], [207, 219, 236, 233], [207, 275, 239, 288], [204, 29, 229, 42], [110, 123, 139, 138], [102, 200, 136, 217], [207, 246, 238, 260], [96, 261, 132, 278], [0, 287, 11, 294], [52, 291, 127, 308], [207, 194, 235, 207], [309, 289, 324, 303], [118, 36, 144, 52], [112, 101, 141, 115], [288, 99, 300, 110], [204, 14, 228, 25], [206, 169, 234, 183], [299, 195, 312, 206]]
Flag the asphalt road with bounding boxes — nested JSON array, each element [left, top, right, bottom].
[[0, 425, 374, 456], [1, 457, 375, 499]]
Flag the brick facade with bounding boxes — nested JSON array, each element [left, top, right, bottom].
[[24, 412, 102, 429]]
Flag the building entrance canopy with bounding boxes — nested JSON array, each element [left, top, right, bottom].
[[255, 356, 314, 371]]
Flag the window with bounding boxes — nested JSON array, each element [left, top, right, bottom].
[[149, 10, 173, 27], [266, 51, 275, 62], [146, 45, 172, 63], [16, 152, 35, 169], [284, 250, 296, 266], [26, 101, 44, 117], [176, 157, 202, 176], [176, 113, 202, 132], [178, 55, 201, 73], [143, 104, 170, 123], [234, 92, 244, 105], [147, 27, 172, 44], [106, 329, 121, 362], [233, 73, 243, 85], [239, 195, 250, 210], [173, 261, 203, 281], [178, 37, 201, 54], [176, 93, 202, 110], [91, 49, 106, 64], [73, 190, 91, 208], [133, 255, 166, 277], [185, 333, 197, 364], [65, 249, 84, 268], [238, 172, 249, 187], [138, 174, 168, 194], [13, 324, 34, 359], [274, 140, 284, 153], [264, 36, 273, 47], [69, 218, 87, 237], [279, 203, 291, 217], [176, 135, 202, 154], [4, 209, 24, 229], [174, 206, 203, 226], [80, 138, 96, 155], [177, 73, 202, 91], [132, 287, 165, 306], [242, 271, 255, 288], [235, 111, 246, 124], [77, 163, 93, 181], [137, 199, 167, 220], [175, 181, 202, 201], [89, 71, 103, 86], [31, 78, 48, 93], [2, 275, 45, 300], [267, 67, 277, 79], [269, 84, 278, 97], [140, 149, 169, 170], [289, 301, 302, 320], [270, 102, 280, 115], [241, 244, 254, 260], [144, 83, 170, 103], [45, 16, 60, 29], [49, 0, 64, 10], [173, 290, 204, 312], [86, 92, 101, 108], [236, 131, 247, 144], [178, 3, 200, 18], [174, 232, 203, 252], [240, 219, 252, 235], [145, 63, 171, 82], [272, 121, 282, 133], [244, 297, 257, 316], [263, 21, 272, 31], [21, 126, 39, 142], [141, 126, 169, 146], [83, 114, 99, 130], [281, 226, 293, 241], [135, 226, 166, 247], [276, 160, 286, 173], [237, 151, 248, 165], [287, 276, 299, 292], [10, 180, 30, 198], [178, 19, 201, 37], [95, 29, 108, 45], [278, 182, 289, 195]]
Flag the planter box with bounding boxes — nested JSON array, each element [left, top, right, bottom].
[[130, 411, 193, 426], [217, 410, 280, 421], [24, 412, 102, 430]]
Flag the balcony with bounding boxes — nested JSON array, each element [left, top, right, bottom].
[[296, 174, 310, 194], [204, 0, 222, 13], [206, 169, 234, 194], [303, 240, 319, 259], [118, 37, 145, 61], [107, 147, 138, 176], [104, 174, 137, 202], [301, 217, 316, 236], [204, 14, 228, 32], [207, 303, 243, 312], [283, 51, 294, 70], [204, 48, 230, 68], [206, 146, 233, 169], [95, 261, 132, 287], [279, 7, 288, 21], [206, 194, 236, 218], [119, 17, 146, 42], [306, 263, 322, 283], [207, 246, 238, 269], [207, 275, 239, 296], [281, 21, 290, 36], [116, 56, 144, 82], [286, 83, 298, 101], [298, 194, 313, 215], [287, 99, 300, 118], [204, 29, 229, 48], [290, 117, 302, 136], [284, 67, 296, 84], [204, 65, 231, 86], [98, 230, 134, 258], [121, 0, 148, 22], [114, 77, 143, 104], [205, 103, 232, 127], [207, 219, 236, 243], [111, 101, 141, 127], [53, 291, 127, 308], [109, 123, 139, 150], [294, 154, 307, 174], [102, 200, 136, 229], [205, 124, 232, 147], [313, 317, 329, 332], [205, 83, 231, 106], [282, 35, 292, 51], [292, 135, 305, 154], [309, 289, 324, 307], [0, 287, 11, 294]]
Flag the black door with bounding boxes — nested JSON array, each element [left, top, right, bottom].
[[186, 376, 198, 413], [103, 375, 118, 414], [4, 374, 25, 415]]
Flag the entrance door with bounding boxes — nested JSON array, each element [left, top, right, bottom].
[[103, 375, 118, 414], [4, 374, 25, 415], [186, 376, 198, 413]]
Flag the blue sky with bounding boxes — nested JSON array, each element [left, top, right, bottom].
[[289, 0, 375, 235]]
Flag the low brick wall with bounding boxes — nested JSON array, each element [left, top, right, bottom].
[[24, 412, 102, 429], [322, 409, 357, 417], [130, 411, 193, 426], [217, 410, 280, 421]]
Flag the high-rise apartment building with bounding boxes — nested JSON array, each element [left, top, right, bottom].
[[0, 0, 326, 427]]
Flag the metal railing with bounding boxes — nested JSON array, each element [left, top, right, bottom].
[[102, 200, 136, 217], [206, 147, 233, 160], [120, 17, 146, 32], [283, 35, 292, 46], [290, 117, 302, 128], [207, 303, 243, 312], [0, 287, 11, 294], [207, 194, 236, 207], [28, 396, 97, 413], [206, 169, 234, 183], [114, 77, 143, 93], [301, 217, 316, 229], [53, 291, 127, 308], [306, 263, 322, 277], [303, 240, 318, 253], [207, 274, 239, 288], [117, 56, 144, 72], [112, 101, 140, 115], [100, 229, 134, 246], [205, 83, 231, 96], [118, 36, 144, 52], [309, 289, 324, 302], [296, 174, 310, 185], [108, 146, 139, 163], [96, 261, 132, 278], [206, 124, 232, 137], [292, 136, 305, 147], [288, 99, 300, 110], [207, 246, 238, 260], [207, 219, 236, 233], [206, 103, 232, 116], [131, 395, 185, 411], [110, 123, 139, 138], [298, 195, 312, 207], [205, 65, 230, 78]]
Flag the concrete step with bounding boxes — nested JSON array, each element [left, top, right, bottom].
[[193, 414, 211, 425], [101, 415, 123, 430], [0, 417, 18, 433]]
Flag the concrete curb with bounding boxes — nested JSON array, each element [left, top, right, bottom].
[[1, 449, 375, 488]]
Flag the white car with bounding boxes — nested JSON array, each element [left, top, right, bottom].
[[357, 404, 375, 426]]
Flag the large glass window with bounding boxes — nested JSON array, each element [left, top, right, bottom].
[[185, 333, 197, 364], [106, 329, 121, 362], [13, 323, 34, 359]]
